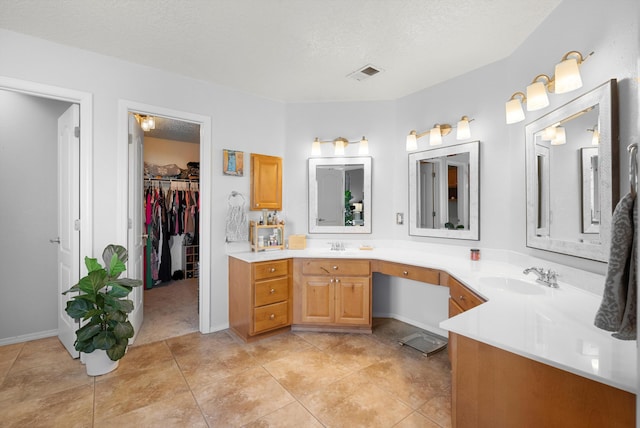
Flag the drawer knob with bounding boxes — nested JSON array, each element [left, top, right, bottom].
[[403, 271, 409, 276], [270, 288, 275, 294], [459, 295, 465, 301], [269, 267, 276, 273], [269, 314, 275, 320], [332, 265, 338, 270]]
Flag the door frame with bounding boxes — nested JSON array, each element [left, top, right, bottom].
[[117, 100, 212, 334]]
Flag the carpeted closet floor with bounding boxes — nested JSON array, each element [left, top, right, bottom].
[[133, 278, 200, 346]]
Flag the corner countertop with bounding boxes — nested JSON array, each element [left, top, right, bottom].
[[227, 240, 636, 394]]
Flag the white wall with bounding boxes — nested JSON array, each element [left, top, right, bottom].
[[0, 28, 286, 339], [0, 0, 637, 340], [0, 90, 72, 340], [283, 0, 639, 333]]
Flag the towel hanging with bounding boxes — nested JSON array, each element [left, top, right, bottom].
[[225, 191, 248, 242]]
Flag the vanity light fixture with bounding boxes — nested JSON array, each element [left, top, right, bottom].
[[588, 126, 600, 145], [406, 116, 473, 151], [526, 75, 552, 111], [554, 51, 593, 94], [542, 126, 557, 141], [505, 50, 594, 124], [456, 116, 471, 140], [505, 92, 527, 124], [311, 136, 369, 156], [135, 114, 156, 132], [551, 126, 566, 146]]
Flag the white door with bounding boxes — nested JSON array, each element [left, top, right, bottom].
[[127, 113, 144, 340], [57, 104, 81, 358], [317, 167, 344, 226]]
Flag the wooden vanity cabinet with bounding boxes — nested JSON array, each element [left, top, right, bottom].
[[371, 260, 441, 284], [445, 273, 486, 361], [228, 257, 292, 342], [250, 153, 282, 210], [293, 258, 371, 331]]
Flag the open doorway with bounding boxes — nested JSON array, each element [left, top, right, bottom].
[[118, 99, 212, 343], [0, 77, 92, 354], [133, 113, 202, 345]]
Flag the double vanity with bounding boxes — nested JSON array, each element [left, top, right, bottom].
[[228, 79, 633, 426], [228, 242, 636, 426]]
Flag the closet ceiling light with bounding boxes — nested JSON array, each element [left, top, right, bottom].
[[311, 136, 369, 156], [135, 114, 156, 132]]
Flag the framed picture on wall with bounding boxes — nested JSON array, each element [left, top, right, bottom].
[[223, 149, 243, 176]]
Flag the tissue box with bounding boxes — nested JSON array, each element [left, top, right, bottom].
[[288, 235, 306, 250]]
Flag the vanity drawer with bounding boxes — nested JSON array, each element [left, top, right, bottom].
[[372, 260, 440, 284], [253, 259, 289, 280], [301, 259, 370, 276], [254, 277, 289, 307], [448, 276, 485, 312], [253, 301, 289, 333]]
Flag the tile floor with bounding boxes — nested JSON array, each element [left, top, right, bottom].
[[0, 318, 451, 427]]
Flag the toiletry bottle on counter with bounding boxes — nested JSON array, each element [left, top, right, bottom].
[[470, 248, 480, 261]]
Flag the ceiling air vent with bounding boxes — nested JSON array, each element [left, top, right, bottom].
[[347, 64, 383, 81]]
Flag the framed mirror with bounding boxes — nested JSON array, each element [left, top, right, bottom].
[[409, 141, 480, 240], [525, 79, 618, 261], [308, 156, 372, 234]]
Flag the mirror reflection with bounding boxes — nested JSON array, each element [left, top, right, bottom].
[[409, 141, 480, 240], [525, 79, 618, 261], [308, 157, 372, 234]]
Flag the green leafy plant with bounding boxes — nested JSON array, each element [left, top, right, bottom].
[[62, 244, 142, 361]]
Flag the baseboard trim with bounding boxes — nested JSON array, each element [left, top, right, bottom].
[[0, 329, 58, 346]]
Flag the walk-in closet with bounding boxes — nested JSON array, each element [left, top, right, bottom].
[[134, 114, 201, 345]]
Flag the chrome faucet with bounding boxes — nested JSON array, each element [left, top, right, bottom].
[[523, 267, 559, 288], [330, 241, 345, 251]]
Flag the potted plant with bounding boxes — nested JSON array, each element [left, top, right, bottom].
[[62, 244, 142, 375]]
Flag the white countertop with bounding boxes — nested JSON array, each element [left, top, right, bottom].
[[227, 240, 637, 394]]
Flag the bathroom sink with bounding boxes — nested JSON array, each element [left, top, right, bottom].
[[479, 276, 546, 295]]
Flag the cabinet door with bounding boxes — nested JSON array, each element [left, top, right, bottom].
[[335, 276, 370, 325], [251, 153, 282, 210], [300, 276, 334, 323]]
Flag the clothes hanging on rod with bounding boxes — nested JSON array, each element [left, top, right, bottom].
[[144, 179, 200, 288]]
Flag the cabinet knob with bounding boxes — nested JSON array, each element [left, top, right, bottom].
[[269, 314, 275, 320], [330, 278, 335, 283], [403, 271, 409, 276], [332, 265, 338, 270], [270, 267, 276, 273], [270, 288, 275, 294], [459, 295, 465, 301], [335, 278, 340, 283]]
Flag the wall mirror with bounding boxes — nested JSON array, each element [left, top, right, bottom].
[[308, 156, 372, 234], [409, 141, 480, 240], [525, 79, 618, 261]]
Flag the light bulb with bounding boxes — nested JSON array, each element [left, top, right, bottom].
[[430, 126, 442, 145], [526, 81, 549, 111], [311, 138, 321, 156], [456, 117, 471, 140], [334, 139, 345, 155], [358, 137, 369, 155], [555, 57, 583, 94], [551, 127, 566, 145], [406, 132, 417, 151], [505, 97, 525, 124]]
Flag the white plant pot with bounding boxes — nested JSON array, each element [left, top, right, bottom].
[[84, 349, 119, 376]]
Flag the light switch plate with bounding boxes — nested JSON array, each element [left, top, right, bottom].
[[396, 212, 404, 225]]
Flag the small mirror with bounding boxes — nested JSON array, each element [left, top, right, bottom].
[[308, 156, 372, 234], [525, 79, 618, 261], [409, 141, 480, 240]]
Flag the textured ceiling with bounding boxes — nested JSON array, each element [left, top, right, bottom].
[[0, 0, 562, 103], [145, 117, 200, 144]]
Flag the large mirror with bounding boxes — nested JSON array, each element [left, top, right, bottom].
[[409, 141, 480, 240], [525, 79, 618, 261], [308, 156, 372, 234]]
